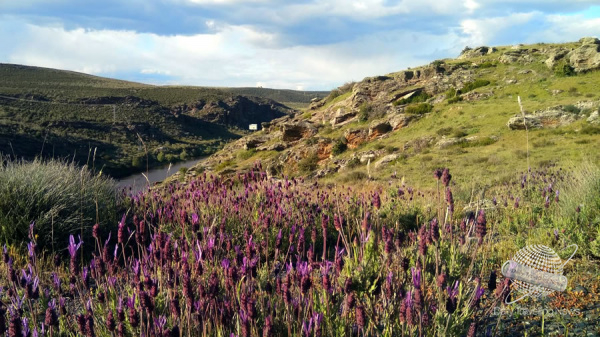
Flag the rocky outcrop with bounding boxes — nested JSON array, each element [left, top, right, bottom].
[[368, 119, 392, 139], [507, 104, 592, 130], [389, 114, 414, 130], [344, 129, 368, 149], [281, 122, 316, 142], [374, 154, 398, 169], [330, 108, 356, 127], [567, 39, 600, 73], [243, 137, 267, 150], [545, 49, 569, 69], [458, 46, 497, 59], [256, 142, 287, 152], [317, 139, 333, 162], [180, 95, 291, 130]]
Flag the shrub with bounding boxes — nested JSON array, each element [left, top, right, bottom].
[[563, 104, 580, 114], [555, 61, 575, 77], [452, 129, 468, 138], [459, 79, 490, 94], [479, 61, 496, 68], [331, 139, 348, 156], [132, 155, 144, 168], [346, 157, 361, 169], [581, 125, 600, 135], [157, 151, 166, 162], [179, 149, 189, 161], [405, 103, 433, 115], [297, 153, 319, 174], [340, 171, 368, 183], [393, 91, 431, 106], [0, 157, 120, 251], [358, 103, 372, 121]]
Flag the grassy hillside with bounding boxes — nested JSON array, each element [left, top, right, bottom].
[[0, 63, 327, 177], [192, 40, 600, 192]]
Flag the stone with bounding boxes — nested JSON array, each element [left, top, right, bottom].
[[243, 138, 266, 150], [257, 143, 287, 152], [588, 110, 599, 124], [368, 119, 392, 139], [436, 137, 463, 148], [281, 122, 315, 142], [507, 115, 543, 130], [567, 43, 600, 73], [330, 108, 356, 127], [360, 152, 377, 163], [374, 154, 398, 169], [344, 129, 368, 149], [545, 49, 569, 69], [389, 114, 414, 130], [458, 46, 496, 59], [462, 91, 493, 101], [317, 140, 333, 161]]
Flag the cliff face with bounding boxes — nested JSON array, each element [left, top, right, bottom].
[[170, 95, 291, 130], [189, 38, 600, 184]]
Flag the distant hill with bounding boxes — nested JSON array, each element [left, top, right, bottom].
[[190, 38, 600, 188], [0, 63, 328, 177]]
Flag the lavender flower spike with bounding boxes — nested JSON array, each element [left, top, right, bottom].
[[68, 235, 83, 258]]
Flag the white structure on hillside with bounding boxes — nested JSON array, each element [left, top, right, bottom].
[[249, 124, 258, 131]]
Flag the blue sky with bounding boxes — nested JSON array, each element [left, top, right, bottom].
[[1, 1, 599, 90]]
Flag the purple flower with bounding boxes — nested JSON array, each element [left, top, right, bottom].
[[411, 268, 421, 289], [68, 235, 83, 259], [447, 280, 459, 301]]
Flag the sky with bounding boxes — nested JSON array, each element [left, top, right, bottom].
[[1, 1, 600, 90]]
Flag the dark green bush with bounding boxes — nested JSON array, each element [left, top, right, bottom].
[[331, 139, 348, 156], [555, 62, 575, 77], [394, 91, 431, 106], [563, 104, 581, 114], [445, 88, 457, 99], [479, 61, 496, 68], [459, 79, 490, 94], [437, 127, 454, 136], [0, 157, 120, 251], [581, 125, 600, 135], [405, 103, 433, 115]]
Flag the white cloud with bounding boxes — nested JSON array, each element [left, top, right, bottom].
[[460, 12, 536, 45], [1, 19, 463, 90]]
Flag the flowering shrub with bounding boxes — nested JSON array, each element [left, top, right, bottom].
[[0, 162, 595, 336]]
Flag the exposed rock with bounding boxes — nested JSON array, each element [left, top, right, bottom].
[[436, 137, 464, 148], [330, 108, 356, 127], [545, 49, 569, 69], [499, 49, 533, 64], [389, 114, 415, 130], [458, 46, 497, 59], [507, 104, 588, 130], [588, 110, 599, 124], [507, 115, 543, 130], [256, 143, 287, 152], [315, 165, 339, 178], [317, 139, 333, 162], [579, 37, 600, 45], [281, 122, 316, 142], [243, 137, 266, 150], [368, 119, 392, 139], [567, 42, 600, 73], [344, 129, 368, 149], [374, 154, 398, 169], [551, 89, 563, 96], [462, 91, 493, 101], [360, 152, 377, 163]]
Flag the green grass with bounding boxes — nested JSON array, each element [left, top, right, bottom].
[[0, 156, 120, 250]]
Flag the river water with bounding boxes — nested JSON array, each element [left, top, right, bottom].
[[116, 157, 206, 193]]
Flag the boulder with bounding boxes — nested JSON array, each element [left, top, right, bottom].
[[507, 105, 587, 130], [330, 108, 356, 127], [545, 49, 569, 69], [462, 91, 493, 101], [359, 152, 377, 163], [374, 154, 398, 169], [281, 122, 315, 142], [243, 137, 266, 150], [436, 137, 464, 148], [368, 119, 392, 139], [567, 43, 600, 73], [344, 129, 368, 149], [389, 114, 414, 130], [507, 115, 543, 130]]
